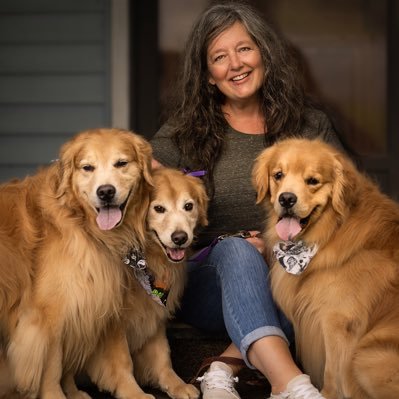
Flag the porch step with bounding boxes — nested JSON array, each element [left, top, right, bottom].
[[80, 321, 270, 398], [167, 321, 230, 381]]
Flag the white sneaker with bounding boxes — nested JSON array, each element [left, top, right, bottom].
[[268, 374, 326, 399], [197, 361, 241, 399]]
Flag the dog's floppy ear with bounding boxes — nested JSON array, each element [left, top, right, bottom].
[[331, 152, 359, 217], [252, 148, 272, 204], [129, 133, 154, 188], [194, 179, 209, 227], [53, 136, 79, 200]]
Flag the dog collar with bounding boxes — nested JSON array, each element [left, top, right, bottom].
[[123, 249, 169, 306], [190, 230, 252, 262], [273, 240, 318, 275], [182, 168, 207, 177]]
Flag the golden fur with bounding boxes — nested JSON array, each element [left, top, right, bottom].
[[253, 138, 399, 399], [0, 141, 207, 398], [86, 168, 208, 399], [76, 168, 208, 399], [115, 168, 208, 398], [0, 128, 154, 398]]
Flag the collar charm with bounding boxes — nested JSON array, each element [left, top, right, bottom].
[[124, 248, 147, 269], [273, 240, 318, 275], [124, 249, 169, 306]]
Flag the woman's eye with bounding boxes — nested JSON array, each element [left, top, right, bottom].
[[154, 205, 165, 213], [238, 46, 251, 52], [214, 54, 225, 63]]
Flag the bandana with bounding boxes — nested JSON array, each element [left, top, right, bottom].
[[273, 240, 318, 275], [123, 249, 169, 306]]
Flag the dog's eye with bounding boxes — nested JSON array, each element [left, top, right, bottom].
[[115, 160, 128, 168], [306, 177, 319, 185], [154, 205, 165, 213], [274, 171, 284, 181], [184, 203, 194, 211], [82, 165, 94, 172]]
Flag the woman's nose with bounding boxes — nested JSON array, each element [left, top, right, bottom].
[[229, 52, 243, 69]]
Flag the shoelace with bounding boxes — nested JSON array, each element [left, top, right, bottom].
[[197, 370, 239, 392]]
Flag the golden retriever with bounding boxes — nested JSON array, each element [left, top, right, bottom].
[[0, 128, 154, 398], [110, 167, 208, 399], [252, 138, 399, 399]]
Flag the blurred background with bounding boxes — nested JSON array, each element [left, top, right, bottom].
[[0, 0, 398, 198]]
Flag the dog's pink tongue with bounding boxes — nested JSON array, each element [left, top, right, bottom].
[[276, 217, 302, 241], [167, 248, 186, 262], [96, 206, 122, 230]]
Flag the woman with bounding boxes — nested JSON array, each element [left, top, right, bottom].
[[151, 2, 342, 398]]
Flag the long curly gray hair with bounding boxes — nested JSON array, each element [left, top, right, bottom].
[[168, 1, 308, 192]]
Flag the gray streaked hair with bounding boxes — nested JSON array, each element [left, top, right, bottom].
[[168, 0, 307, 194]]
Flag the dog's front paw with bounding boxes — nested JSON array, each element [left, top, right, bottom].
[[134, 394, 155, 399], [321, 387, 335, 399], [167, 383, 199, 399], [66, 390, 92, 399]]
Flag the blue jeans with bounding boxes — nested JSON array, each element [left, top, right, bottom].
[[179, 237, 294, 368]]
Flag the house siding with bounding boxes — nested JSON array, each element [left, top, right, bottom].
[[0, 0, 111, 181]]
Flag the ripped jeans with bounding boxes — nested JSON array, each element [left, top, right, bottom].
[[178, 237, 294, 368]]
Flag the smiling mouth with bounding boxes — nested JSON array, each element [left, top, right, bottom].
[[298, 213, 313, 228], [275, 207, 317, 241], [152, 231, 187, 263], [95, 191, 131, 231], [232, 72, 249, 81]]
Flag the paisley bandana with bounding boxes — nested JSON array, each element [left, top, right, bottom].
[[273, 240, 318, 275]]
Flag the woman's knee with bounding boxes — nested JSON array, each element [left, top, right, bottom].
[[212, 236, 257, 256], [210, 237, 269, 276]]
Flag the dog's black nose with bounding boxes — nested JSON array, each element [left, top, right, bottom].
[[97, 184, 116, 202], [171, 231, 188, 246], [279, 192, 297, 209]]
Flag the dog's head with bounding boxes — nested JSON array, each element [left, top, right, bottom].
[[252, 138, 359, 243], [148, 168, 208, 263], [54, 128, 153, 233]]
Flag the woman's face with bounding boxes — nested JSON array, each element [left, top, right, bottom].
[[206, 21, 264, 105]]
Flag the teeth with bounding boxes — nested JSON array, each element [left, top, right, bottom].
[[232, 72, 249, 81]]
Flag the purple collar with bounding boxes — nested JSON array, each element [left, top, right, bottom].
[[183, 169, 207, 177], [190, 231, 252, 262]]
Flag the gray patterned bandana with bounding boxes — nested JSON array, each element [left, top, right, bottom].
[[273, 240, 318, 275]]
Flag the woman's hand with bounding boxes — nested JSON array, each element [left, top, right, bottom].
[[245, 230, 265, 253], [152, 158, 163, 169]]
